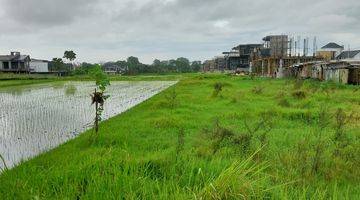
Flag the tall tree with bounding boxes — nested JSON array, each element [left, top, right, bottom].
[[126, 56, 141, 75], [191, 61, 202, 72], [63, 50, 77, 62], [176, 57, 191, 72], [51, 58, 65, 71]]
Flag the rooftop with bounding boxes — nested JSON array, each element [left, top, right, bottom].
[[337, 50, 360, 59], [321, 42, 343, 49], [0, 52, 30, 62]]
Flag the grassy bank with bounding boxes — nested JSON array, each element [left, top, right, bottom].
[[0, 74, 359, 199], [0, 73, 194, 88]]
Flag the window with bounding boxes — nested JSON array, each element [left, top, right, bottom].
[[11, 62, 18, 69], [3, 62, 9, 69]]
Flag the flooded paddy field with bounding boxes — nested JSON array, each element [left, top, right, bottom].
[[0, 81, 176, 170]]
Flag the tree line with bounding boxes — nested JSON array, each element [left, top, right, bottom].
[[50, 51, 202, 75], [99, 56, 202, 75]]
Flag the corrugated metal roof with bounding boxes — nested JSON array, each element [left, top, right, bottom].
[[0, 55, 15, 61], [0, 54, 30, 61]]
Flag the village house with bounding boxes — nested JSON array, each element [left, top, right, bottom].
[[317, 42, 344, 60], [0, 52, 31, 73], [102, 63, 127, 74], [29, 59, 50, 73]]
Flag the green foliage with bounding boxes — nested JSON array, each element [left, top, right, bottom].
[[72, 62, 99, 75], [63, 50, 76, 61], [0, 75, 359, 199], [89, 65, 110, 137], [50, 58, 66, 72], [252, 85, 264, 94], [198, 151, 270, 199], [113, 56, 202, 75], [89, 65, 110, 91], [212, 82, 225, 97], [292, 90, 307, 99]]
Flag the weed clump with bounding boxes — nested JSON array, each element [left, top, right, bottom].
[[176, 128, 185, 156], [311, 107, 331, 174], [252, 85, 264, 94], [198, 151, 271, 199], [333, 108, 350, 157], [166, 87, 178, 109], [292, 90, 306, 99], [293, 78, 304, 90], [210, 118, 235, 154], [212, 82, 224, 97], [278, 97, 291, 107]]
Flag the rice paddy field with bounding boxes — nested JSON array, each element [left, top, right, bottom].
[[0, 81, 176, 169], [0, 74, 359, 199]]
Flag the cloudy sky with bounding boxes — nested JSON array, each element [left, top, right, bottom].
[[0, 0, 359, 63]]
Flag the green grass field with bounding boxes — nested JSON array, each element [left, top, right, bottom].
[[0, 74, 359, 199]]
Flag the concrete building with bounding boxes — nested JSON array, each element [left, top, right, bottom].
[[262, 35, 289, 58], [0, 52, 31, 72], [231, 44, 262, 72], [29, 59, 49, 73], [317, 42, 344, 60], [202, 56, 227, 72]]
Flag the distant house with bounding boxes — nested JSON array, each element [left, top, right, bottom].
[[102, 63, 127, 74], [336, 50, 360, 60], [0, 52, 31, 73], [317, 43, 344, 60], [30, 59, 49, 73]]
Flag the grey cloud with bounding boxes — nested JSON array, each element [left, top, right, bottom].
[[2, 0, 99, 26], [0, 0, 359, 63]]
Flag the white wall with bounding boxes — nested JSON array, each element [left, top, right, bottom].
[[30, 61, 49, 73], [0, 61, 3, 70]]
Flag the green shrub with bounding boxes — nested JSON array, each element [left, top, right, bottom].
[[292, 90, 306, 99]]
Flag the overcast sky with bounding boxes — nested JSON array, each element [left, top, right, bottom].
[[0, 0, 359, 63]]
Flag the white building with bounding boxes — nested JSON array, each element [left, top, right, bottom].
[[29, 59, 49, 73], [317, 43, 344, 59]]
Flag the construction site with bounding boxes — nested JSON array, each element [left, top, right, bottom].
[[204, 35, 360, 85]]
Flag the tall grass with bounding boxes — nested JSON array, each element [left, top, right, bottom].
[[0, 74, 359, 199]]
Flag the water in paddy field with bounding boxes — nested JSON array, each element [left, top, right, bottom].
[[0, 81, 177, 170]]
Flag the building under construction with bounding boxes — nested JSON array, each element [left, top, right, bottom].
[[251, 35, 324, 78], [223, 44, 262, 72], [203, 34, 359, 84]]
